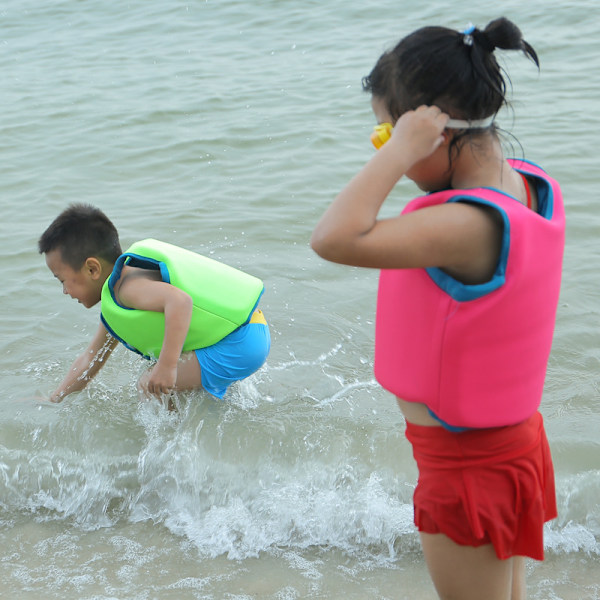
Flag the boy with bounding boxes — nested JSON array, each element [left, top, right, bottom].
[[39, 204, 270, 402]]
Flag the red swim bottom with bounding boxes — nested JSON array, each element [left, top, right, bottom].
[[405, 412, 557, 560]]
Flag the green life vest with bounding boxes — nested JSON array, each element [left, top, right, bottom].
[[100, 239, 264, 359]]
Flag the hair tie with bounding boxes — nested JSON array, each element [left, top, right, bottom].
[[461, 23, 495, 53], [462, 23, 475, 46]]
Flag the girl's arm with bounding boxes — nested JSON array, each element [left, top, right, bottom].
[[117, 275, 193, 396], [311, 106, 500, 279], [49, 323, 117, 402]]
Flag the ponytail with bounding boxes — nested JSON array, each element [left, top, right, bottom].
[[363, 17, 539, 124], [481, 17, 539, 66]]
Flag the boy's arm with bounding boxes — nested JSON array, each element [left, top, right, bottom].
[[49, 322, 117, 402], [117, 275, 193, 396]]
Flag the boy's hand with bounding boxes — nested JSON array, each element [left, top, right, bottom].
[[48, 391, 65, 403], [144, 362, 177, 396], [42, 323, 117, 403], [119, 277, 192, 398]]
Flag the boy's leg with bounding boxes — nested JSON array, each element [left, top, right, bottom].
[[137, 352, 203, 395], [139, 312, 270, 401], [420, 532, 519, 600], [192, 313, 270, 399], [173, 352, 204, 391]]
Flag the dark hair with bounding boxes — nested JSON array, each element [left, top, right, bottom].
[[363, 17, 538, 124], [38, 204, 122, 269]]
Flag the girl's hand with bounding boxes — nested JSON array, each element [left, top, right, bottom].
[[389, 105, 449, 165]]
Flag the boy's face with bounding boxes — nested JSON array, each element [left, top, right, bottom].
[[45, 249, 103, 308]]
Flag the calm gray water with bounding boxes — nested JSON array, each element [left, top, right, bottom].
[[1, 1, 599, 598]]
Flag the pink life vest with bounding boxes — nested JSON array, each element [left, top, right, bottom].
[[374, 159, 565, 429]]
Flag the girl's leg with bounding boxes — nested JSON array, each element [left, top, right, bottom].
[[420, 532, 522, 600], [511, 556, 526, 600]]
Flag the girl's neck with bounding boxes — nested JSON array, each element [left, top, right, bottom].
[[449, 134, 507, 190], [449, 135, 532, 207]]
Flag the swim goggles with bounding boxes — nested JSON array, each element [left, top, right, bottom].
[[370, 115, 495, 149]]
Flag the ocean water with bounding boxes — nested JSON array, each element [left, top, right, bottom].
[[1, 0, 599, 598]]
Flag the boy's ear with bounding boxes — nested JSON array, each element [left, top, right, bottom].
[[84, 257, 103, 280]]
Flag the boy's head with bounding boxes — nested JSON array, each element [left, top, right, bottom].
[[39, 204, 122, 308]]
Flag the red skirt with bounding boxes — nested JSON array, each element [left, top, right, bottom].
[[405, 411, 557, 560]]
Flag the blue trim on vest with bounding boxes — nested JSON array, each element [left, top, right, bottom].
[[425, 195, 510, 302], [423, 159, 556, 304], [102, 252, 171, 359], [100, 314, 150, 360], [427, 408, 471, 432], [511, 159, 554, 220], [107, 252, 171, 310], [101, 251, 264, 358], [242, 294, 263, 326]]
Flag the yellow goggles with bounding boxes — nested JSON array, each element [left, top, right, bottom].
[[370, 115, 495, 149], [371, 122, 393, 149]]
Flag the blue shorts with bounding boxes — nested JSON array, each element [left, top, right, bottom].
[[194, 309, 270, 399]]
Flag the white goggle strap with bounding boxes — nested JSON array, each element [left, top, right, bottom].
[[445, 115, 495, 129]]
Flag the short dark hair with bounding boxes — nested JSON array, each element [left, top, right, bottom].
[[38, 204, 122, 269]]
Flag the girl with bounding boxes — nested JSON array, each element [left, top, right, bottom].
[[311, 18, 564, 600]]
